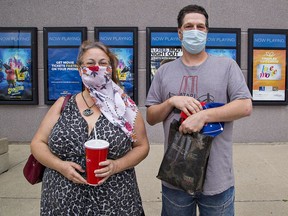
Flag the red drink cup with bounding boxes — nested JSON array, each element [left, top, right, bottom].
[[84, 139, 109, 185]]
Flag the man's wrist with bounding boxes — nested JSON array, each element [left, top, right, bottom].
[[167, 96, 174, 108], [200, 109, 210, 123]]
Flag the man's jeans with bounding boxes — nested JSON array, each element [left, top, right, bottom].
[[161, 184, 235, 216]]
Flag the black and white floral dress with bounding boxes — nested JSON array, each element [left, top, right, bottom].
[[40, 95, 144, 215]]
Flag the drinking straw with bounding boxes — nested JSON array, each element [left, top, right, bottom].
[[94, 126, 97, 139]]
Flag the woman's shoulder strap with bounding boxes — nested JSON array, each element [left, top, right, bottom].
[[61, 94, 72, 113]]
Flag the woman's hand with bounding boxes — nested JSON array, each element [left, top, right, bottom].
[[94, 159, 119, 185], [92, 112, 149, 186], [58, 161, 87, 184]]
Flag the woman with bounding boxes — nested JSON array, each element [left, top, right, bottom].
[[30, 40, 149, 215]]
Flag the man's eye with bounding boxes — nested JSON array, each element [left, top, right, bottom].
[[184, 26, 193, 30]]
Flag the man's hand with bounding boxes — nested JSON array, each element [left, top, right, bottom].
[[170, 96, 203, 117], [179, 110, 206, 134]]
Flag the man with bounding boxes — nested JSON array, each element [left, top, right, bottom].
[[146, 4, 252, 216]]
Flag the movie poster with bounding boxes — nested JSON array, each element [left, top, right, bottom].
[[150, 47, 182, 81], [206, 31, 240, 64], [206, 49, 237, 61], [95, 28, 138, 103], [252, 49, 286, 101], [110, 47, 134, 99], [44, 28, 86, 104], [0, 48, 33, 101], [47, 48, 81, 100]]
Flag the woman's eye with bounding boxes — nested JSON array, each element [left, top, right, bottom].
[[99, 62, 109, 66], [86, 62, 94, 66]]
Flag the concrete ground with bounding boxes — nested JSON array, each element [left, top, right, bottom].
[[0, 143, 288, 216]]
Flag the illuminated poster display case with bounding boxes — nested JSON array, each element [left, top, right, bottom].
[[95, 27, 138, 104], [44, 27, 87, 105], [0, 27, 38, 105], [248, 29, 287, 105]]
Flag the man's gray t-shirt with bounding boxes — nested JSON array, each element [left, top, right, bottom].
[[146, 55, 252, 195]]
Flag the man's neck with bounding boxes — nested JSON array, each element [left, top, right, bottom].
[[181, 50, 208, 67]]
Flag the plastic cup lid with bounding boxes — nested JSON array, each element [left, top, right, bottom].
[[84, 139, 109, 149]]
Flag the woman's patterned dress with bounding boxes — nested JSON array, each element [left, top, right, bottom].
[[40, 95, 144, 215]]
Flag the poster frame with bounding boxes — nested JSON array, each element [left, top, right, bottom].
[[94, 27, 138, 104], [0, 27, 38, 105], [248, 28, 288, 105], [43, 27, 87, 105], [206, 28, 241, 66]]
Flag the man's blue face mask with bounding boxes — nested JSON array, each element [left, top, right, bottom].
[[181, 30, 207, 54]]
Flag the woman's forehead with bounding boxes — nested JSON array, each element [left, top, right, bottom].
[[82, 48, 109, 60]]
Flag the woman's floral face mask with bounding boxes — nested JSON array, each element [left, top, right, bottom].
[[80, 65, 112, 90], [79, 65, 138, 141]]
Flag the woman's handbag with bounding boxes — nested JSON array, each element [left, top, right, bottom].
[[157, 119, 214, 195], [23, 154, 45, 185], [23, 94, 71, 185]]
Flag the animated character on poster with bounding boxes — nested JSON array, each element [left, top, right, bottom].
[[0, 50, 32, 100], [3, 62, 16, 88], [120, 54, 133, 96], [0, 60, 4, 82], [112, 48, 134, 98]]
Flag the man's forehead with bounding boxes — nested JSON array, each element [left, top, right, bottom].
[[183, 13, 206, 23]]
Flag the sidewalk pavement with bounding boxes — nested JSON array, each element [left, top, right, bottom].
[[0, 143, 288, 216]]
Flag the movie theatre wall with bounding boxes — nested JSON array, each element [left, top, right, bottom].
[[0, 0, 288, 143]]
